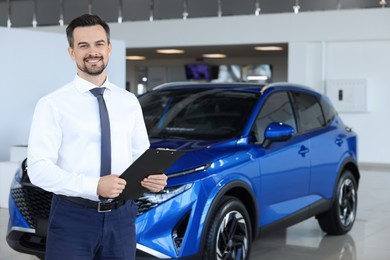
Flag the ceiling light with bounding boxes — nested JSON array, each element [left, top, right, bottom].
[[246, 75, 268, 81], [202, 53, 227, 58], [126, 55, 146, 60], [255, 0, 261, 15], [254, 46, 284, 51], [293, 0, 300, 14], [156, 49, 185, 54]]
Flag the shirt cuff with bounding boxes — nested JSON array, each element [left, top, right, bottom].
[[82, 175, 100, 201]]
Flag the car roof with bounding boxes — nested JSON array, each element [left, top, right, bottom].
[[152, 81, 265, 93], [152, 81, 316, 95]]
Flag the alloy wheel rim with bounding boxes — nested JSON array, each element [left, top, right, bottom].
[[215, 210, 249, 260], [338, 178, 356, 227]]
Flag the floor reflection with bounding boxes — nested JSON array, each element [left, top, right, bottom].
[[250, 221, 357, 260], [250, 168, 390, 260]]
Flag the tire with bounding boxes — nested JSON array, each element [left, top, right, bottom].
[[317, 170, 358, 235], [203, 196, 252, 260]]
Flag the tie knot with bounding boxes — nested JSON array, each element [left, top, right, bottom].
[[90, 87, 106, 97]]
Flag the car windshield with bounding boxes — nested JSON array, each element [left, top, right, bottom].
[[139, 88, 258, 140]]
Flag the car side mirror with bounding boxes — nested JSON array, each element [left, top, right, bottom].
[[263, 122, 295, 148]]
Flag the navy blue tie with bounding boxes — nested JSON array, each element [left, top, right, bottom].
[[90, 87, 111, 177]]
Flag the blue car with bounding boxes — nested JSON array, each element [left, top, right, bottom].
[[7, 82, 359, 259]]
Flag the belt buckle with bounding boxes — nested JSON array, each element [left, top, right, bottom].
[[98, 202, 112, 213]]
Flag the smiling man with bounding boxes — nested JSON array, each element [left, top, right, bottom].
[[27, 14, 167, 260], [68, 21, 111, 82]]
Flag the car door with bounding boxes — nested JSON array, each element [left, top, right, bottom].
[[292, 93, 346, 200], [253, 91, 311, 226], [289, 91, 329, 205]]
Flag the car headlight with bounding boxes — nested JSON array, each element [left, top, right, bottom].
[[10, 166, 23, 189], [139, 183, 193, 204]]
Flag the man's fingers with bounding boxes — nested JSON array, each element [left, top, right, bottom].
[[144, 174, 168, 185], [98, 174, 127, 198], [141, 174, 168, 192]]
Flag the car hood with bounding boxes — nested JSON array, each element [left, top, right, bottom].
[[149, 138, 237, 174]]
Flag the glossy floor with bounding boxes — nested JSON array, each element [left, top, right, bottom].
[[1, 167, 389, 259]]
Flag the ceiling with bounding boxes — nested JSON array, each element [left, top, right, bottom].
[[0, 0, 385, 61], [0, 0, 384, 28], [125, 43, 288, 61]]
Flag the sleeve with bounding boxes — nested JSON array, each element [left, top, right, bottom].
[[131, 100, 150, 161], [27, 97, 100, 200]]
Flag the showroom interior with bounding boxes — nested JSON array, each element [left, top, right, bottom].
[[1, 0, 390, 259]]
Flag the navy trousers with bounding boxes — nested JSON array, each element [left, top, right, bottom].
[[45, 195, 138, 260]]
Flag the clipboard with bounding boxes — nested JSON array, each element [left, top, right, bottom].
[[118, 148, 185, 200]]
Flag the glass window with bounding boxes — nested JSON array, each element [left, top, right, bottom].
[[253, 92, 296, 143], [139, 89, 258, 140], [291, 91, 325, 132], [320, 98, 337, 125]]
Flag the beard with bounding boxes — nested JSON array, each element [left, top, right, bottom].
[[77, 56, 107, 76]]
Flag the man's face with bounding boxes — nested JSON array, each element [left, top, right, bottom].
[[68, 25, 112, 77]]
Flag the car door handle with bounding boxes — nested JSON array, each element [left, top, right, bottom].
[[298, 145, 310, 157], [335, 134, 345, 147]]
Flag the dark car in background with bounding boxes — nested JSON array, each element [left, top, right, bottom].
[[7, 82, 359, 259]]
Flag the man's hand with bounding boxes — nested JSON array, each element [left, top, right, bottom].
[[97, 174, 126, 198], [141, 174, 168, 193]]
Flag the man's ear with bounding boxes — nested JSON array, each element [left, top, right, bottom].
[[68, 46, 75, 61], [108, 43, 112, 57]]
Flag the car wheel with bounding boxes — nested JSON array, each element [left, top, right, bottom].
[[203, 196, 252, 260], [317, 170, 358, 235]]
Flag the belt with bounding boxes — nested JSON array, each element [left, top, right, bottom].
[[58, 195, 127, 212]]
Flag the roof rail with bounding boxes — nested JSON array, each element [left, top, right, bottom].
[[152, 81, 200, 90], [153, 81, 268, 91], [261, 82, 313, 94]]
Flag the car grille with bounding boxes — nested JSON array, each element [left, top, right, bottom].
[[11, 187, 52, 229], [134, 199, 158, 215], [11, 186, 158, 229]]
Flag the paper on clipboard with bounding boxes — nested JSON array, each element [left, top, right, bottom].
[[118, 148, 185, 200]]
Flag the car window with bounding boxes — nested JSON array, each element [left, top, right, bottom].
[[320, 98, 337, 125], [253, 91, 296, 144], [291, 91, 325, 132], [139, 89, 258, 140]]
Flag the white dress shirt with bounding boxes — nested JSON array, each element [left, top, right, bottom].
[[27, 75, 150, 201]]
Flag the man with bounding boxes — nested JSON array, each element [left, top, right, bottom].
[[27, 14, 167, 260]]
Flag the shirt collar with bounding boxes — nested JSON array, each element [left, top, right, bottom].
[[74, 74, 112, 94]]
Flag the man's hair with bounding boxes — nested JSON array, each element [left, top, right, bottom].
[[66, 14, 110, 47]]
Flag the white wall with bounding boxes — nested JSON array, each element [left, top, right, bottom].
[[289, 40, 390, 164], [14, 8, 390, 164], [0, 27, 125, 161], [325, 41, 390, 164]]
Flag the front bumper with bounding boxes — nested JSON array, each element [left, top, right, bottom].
[[6, 226, 46, 259], [7, 191, 48, 259]]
